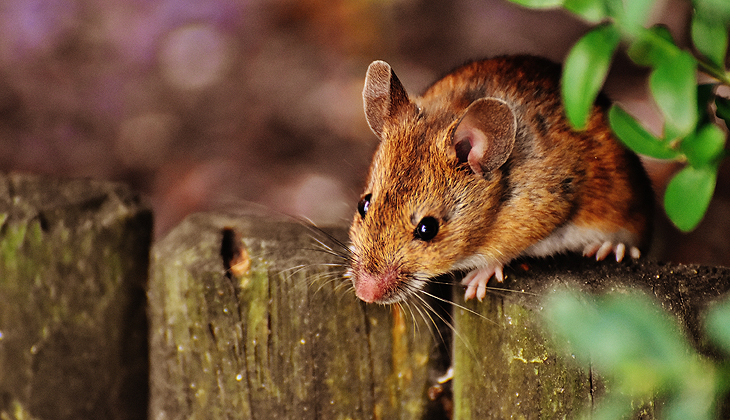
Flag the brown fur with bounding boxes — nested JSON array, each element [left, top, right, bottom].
[[349, 55, 653, 304]]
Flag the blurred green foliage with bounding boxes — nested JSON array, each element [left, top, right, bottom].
[[508, 0, 729, 232], [543, 287, 730, 419]]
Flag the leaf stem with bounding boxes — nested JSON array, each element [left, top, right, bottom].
[[697, 59, 730, 86]]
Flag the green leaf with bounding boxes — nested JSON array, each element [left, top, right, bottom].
[[609, 105, 678, 159], [691, 12, 729, 68], [664, 165, 717, 231], [621, 0, 657, 34], [663, 374, 718, 420], [563, 0, 609, 22], [544, 289, 692, 392], [508, 0, 564, 7], [591, 395, 635, 420], [599, 293, 690, 376], [627, 25, 676, 67], [696, 0, 730, 24], [681, 124, 726, 167], [705, 296, 730, 354], [542, 288, 599, 365], [544, 287, 722, 420], [562, 24, 621, 129], [649, 52, 698, 139]]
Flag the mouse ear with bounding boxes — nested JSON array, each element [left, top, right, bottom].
[[452, 98, 516, 175], [363, 60, 411, 139]]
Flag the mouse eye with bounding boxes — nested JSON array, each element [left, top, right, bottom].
[[414, 216, 439, 241], [357, 194, 371, 218]]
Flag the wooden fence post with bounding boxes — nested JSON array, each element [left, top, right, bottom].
[[4, 174, 727, 420], [0, 173, 151, 420], [148, 210, 445, 419], [451, 256, 730, 419], [151, 211, 730, 419]]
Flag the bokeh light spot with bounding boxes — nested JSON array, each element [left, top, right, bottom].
[[159, 23, 232, 90]]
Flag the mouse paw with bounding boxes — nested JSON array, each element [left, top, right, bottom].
[[583, 241, 641, 262], [460, 264, 504, 301]]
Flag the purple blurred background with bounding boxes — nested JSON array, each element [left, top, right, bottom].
[[0, 0, 727, 265]]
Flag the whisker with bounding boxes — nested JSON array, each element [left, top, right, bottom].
[[337, 285, 356, 305], [275, 264, 308, 280], [420, 277, 457, 286], [418, 288, 498, 326], [312, 269, 348, 285], [409, 289, 482, 365], [409, 292, 448, 345], [409, 299, 437, 342], [311, 274, 338, 296], [307, 241, 350, 257], [397, 301, 421, 337], [334, 279, 353, 294], [422, 273, 536, 298], [302, 262, 348, 269], [408, 301, 424, 338], [482, 286, 538, 296], [305, 237, 351, 258], [305, 247, 349, 261], [299, 221, 352, 254]]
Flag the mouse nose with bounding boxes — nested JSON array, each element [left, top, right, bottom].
[[354, 269, 398, 303]]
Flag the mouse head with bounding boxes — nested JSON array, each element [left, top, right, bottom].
[[349, 60, 516, 304]]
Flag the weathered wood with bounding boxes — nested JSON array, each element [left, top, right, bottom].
[[150, 209, 730, 419], [451, 255, 730, 419], [148, 210, 444, 420], [4, 175, 728, 419], [0, 173, 152, 420]]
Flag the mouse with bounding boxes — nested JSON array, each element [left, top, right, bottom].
[[346, 55, 654, 304], [347, 55, 653, 304]]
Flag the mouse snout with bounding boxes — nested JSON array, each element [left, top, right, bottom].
[[353, 268, 399, 303]]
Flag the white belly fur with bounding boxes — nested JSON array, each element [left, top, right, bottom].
[[522, 222, 638, 258]]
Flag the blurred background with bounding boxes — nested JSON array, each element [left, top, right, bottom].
[[0, 0, 727, 265]]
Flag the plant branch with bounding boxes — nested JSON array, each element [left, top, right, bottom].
[[697, 58, 730, 86]]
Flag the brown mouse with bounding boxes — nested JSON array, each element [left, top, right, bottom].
[[348, 55, 653, 304]]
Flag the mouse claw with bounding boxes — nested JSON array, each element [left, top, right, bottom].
[[629, 246, 641, 259], [462, 264, 504, 301], [595, 241, 613, 261], [495, 266, 504, 282], [582, 243, 601, 258], [583, 241, 641, 262], [437, 366, 454, 384]]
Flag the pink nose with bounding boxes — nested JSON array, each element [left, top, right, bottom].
[[354, 270, 396, 303]]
